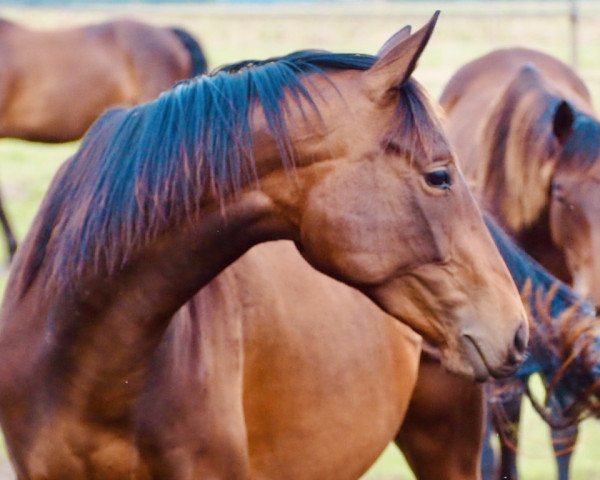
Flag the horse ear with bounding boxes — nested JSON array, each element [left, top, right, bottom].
[[553, 100, 575, 146], [365, 11, 439, 103], [376, 25, 412, 58]]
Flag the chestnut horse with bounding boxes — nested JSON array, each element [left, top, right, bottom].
[[398, 216, 600, 480], [0, 17, 208, 259], [440, 47, 600, 480], [0, 15, 528, 478]]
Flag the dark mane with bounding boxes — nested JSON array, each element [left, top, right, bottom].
[[383, 80, 450, 167], [15, 49, 434, 295]]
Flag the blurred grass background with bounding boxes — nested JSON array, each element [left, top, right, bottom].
[[0, 2, 599, 478]]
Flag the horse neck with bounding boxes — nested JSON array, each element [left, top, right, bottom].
[[1, 145, 305, 433]]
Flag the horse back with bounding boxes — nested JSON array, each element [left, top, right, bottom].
[[0, 21, 137, 142], [441, 47, 591, 115]]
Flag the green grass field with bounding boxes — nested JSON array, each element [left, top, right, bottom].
[[0, 2, 599, 478]]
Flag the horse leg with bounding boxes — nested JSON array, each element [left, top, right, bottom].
[[492, 392, 523, 480], [0, 188, 16, 260], [481, 406, 498, 480], [552, 425, 578, 480], [395, 353, 484, 480]]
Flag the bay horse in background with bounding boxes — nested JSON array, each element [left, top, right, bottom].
[[0, 17, 208, 259], [440, 47, 600, 305], [440, 47, 600, 480], [396, 215, 600, 480], [0, 14, 529, 479]]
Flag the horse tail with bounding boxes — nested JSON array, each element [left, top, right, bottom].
[[169, 27, 208, 77]]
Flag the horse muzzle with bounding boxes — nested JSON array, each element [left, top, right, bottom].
[[461, 321, 528, 382]]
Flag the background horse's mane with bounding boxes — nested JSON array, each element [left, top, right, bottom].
[[485, 214, 589, 316], [16, 48, 440, 295]]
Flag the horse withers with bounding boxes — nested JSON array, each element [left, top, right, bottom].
[[0, 14, 527, 478], [0, 17, 208, 259]]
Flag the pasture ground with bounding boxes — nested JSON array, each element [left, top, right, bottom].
[[0, 2, 599, 478]]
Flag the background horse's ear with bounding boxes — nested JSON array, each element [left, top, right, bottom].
[[553, 100, 575, 146], [365, 11, 439, 104], [376, 25, 412, 58]]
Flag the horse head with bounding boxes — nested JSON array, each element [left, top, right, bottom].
[[271, 13, 528, 380]]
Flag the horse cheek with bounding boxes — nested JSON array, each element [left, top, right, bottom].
[[297, 162, 420, 285]]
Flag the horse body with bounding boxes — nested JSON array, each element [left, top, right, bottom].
[[135, 241, 422, 479], [0, 17, 528, 478], [0, 241, 421, 479], [0, 18, 201, 143], [241, 242, 421, 480]]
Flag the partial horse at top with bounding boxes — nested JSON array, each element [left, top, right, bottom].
[[0, 13, 527, 479], [0, 17, 208, 258]]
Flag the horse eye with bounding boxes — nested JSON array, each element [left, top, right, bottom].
[[425, 169, 452, 190]]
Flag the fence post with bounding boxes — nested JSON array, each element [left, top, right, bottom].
[[569, 0, 579, 69]]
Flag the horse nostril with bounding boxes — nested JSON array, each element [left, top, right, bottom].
[[513, 323, 528, 355]]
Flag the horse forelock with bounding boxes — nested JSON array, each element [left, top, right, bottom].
[[16, 50, 387, 294], [383, 80, 451, 169]]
